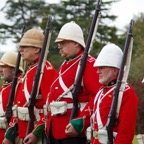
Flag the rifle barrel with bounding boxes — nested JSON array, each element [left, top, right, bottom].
[[106, 19, 134, 144], [70, 0, 101, 120], [26, 16, 52, 135], [6, 26, 25, 125]]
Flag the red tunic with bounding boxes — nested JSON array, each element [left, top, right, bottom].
[[46, 52, 101, 139], [6, 59, 56, 138], [80, 84, 138, 144], [0, 83, 11, 143]]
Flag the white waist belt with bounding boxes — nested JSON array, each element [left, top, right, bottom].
[[49, 101, 87, 116], [0, 117, 7, 129], [86, 128, 117, 143], [92, 129, 117, 143], [17, 107, 43, 121], [49, 102, 87, 110], [0, 112, 5, 117]]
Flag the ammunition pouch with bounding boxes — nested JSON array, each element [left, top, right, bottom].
[[17, 107, 29, 121], [49, 101, 68, 115], [49, 101, 86, 116], [97, 129, 117, 144], [86, 126, 92, 141], [17, 107, 42, 121], [136, 134, 144, 144], [86, 128, 117, 144], [0, 117, 7, 129], [0, 112, 5, 117]]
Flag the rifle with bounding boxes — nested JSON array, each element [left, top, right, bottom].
[[26, 16, 52, 135], [106, 19, 134, 144], [70, 0, 101, 120], [6, 26, 25, 125]]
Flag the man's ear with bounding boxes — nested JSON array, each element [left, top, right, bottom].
[[34, 48, 41, 54], [12, 67, 15, 75], [74, 42, 83, 50], [113, 68, 119, 76]]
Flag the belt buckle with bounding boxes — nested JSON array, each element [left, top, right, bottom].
[[93, 130, 98, 138]]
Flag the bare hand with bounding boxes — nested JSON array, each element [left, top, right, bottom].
[[3, 138, 13, 144], [23, 133, 38, 144], [65, 123, 79, 137]]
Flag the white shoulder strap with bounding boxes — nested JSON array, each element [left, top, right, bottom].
[[24, 78, 30, 103], [96, 87, 115, 129], [23, 65, 38, 103], [58, 57, 82, 99], [0, 91, 5, 115]]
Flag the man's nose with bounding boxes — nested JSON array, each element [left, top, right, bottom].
[[19, 47, 22, 52], [58, 44, 62, 49]]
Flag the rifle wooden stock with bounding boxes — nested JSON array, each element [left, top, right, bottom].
[[106, 19, 134, 144], [26, 16, 52, 135], [70, 0, 101, 120], [6, 26, 25, 125]]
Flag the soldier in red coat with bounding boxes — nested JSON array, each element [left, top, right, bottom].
[[65, 43, 138, 144], [44, 21, 101, 144], [0, 51, 23, 143], [3, 28, 57, 144]]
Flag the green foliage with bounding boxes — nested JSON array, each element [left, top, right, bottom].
[[113, 14, 144, 134], [130, 79, 144, 134], [128, 13, 144, 134], [0, 0, 47, 43], [128, 13, 144, 81], [41, 0, 120, 68], [133, 135, 138, 144], [0, 0, 120, 69], [127, 13, 144, 82], [48, 44, 64, 69]]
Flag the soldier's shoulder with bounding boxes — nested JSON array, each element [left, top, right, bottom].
[[87, 55, 96, 63], [45, 61, 55, 70]]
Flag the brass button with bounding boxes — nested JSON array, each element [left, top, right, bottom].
[[55, 87, 58, 89]]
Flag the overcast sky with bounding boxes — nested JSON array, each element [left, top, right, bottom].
[[111, 0, 143, 29], [0, 0, 144, 52]]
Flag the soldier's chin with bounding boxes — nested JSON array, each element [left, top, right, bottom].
[[99, 79, 106, 85], [61, 53, 67, 58]]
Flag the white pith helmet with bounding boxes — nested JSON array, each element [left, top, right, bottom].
[[94, 43, 123, 69], [19, 28, 44, 48], [0, 51, 24, 72], [55, 21, 86, 48], [0, 61, 4, 66]]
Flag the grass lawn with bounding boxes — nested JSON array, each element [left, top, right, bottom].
[[133, 135, 138, 144]]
